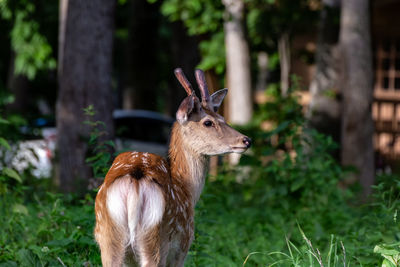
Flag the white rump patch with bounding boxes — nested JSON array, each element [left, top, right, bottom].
[[106, 176, 131, 231], [106, 174, 165, 248], [138, 182, 165, 230]]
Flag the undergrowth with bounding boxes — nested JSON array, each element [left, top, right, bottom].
[[0, 88, 399, 266]]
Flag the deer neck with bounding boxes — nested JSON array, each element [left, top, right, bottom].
[[168, 123, 209, 205]]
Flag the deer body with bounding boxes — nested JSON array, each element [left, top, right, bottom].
[[95, 69, 251, 266]]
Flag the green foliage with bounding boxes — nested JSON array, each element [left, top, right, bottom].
[[1, 85, 399, 266], [0, 0, 56, 79], [197, 32, 226, 74], [159, 0, 223, 35], [83, 105, 115, 178], [374, 243, 400, 267], [0, 190, 100, 266], [154, 0, 319, 75], [0, 107, 100, 265], [246, 0, 318, 51], [0, 114, 26, 195], [184, 85, 399, 266], [154, 0, 225, 72]]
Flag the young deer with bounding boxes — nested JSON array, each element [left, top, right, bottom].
[[94, 68, 251, 266]]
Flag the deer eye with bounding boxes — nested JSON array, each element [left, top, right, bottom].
[[203, 120, 213, 127]]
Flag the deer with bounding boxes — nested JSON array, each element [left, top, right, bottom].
[[94, 68, 252, 267]]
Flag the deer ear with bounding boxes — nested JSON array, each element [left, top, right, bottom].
[[176, 95, 194, 124], [210, 88, 228, 112]]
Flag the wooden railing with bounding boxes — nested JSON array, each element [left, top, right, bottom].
[[373, 91, 400, 159]]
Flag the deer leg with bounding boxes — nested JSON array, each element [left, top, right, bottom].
[[95, 191, 128, 267], [136, 225, 162, 267], [171, 246, 190, 267], [95, 223, 126, 267], [170, 231, 193, 267]]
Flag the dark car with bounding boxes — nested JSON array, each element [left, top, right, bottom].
[[113, 109, 175, 156], [8, 110, 174, 178]]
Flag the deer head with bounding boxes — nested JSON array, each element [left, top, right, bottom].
[[174, 68, 251, 156]]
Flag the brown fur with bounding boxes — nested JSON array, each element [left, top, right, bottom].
[[95, 69, 250, 267]]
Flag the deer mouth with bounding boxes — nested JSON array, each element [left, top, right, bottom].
[[230, 146, 248, 153]]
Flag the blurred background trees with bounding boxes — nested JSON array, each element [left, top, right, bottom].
[[0, 0, 397, 198], [2, 0, 400, 266]]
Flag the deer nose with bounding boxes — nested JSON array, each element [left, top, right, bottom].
[[243, 137, 252, 148]]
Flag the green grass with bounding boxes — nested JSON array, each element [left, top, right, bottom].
[[0, 170, 399, 266]]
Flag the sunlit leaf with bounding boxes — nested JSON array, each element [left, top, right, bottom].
[[12, 203, 28, 215], [3, 168, 22, 183], [0, 137, 11, 150]]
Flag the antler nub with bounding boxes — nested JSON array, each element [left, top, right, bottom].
[[174, 68, 194, 96], [195, 69, 211, 108]]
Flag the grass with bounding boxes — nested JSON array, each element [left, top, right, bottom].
[[0, 169, 399, 266]]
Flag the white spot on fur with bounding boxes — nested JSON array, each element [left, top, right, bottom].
[[112, 162, 121, 169], [142, 155, 149, 166], [176, 223, 183, 232], [171, 190, 175, 200], [158, 163, 168, 173]]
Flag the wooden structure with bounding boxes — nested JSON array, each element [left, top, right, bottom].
[[373, 40, 400, 159]]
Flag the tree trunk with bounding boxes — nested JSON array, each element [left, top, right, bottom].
[[57, 0, 115, 193], [340, 0, 374, 198], [222, 0, 252, 126], [6, 52, 30, 114], [308, 0, 341, 143], [223, 0, 252, 165], [278, 33, 290, 97], [256, 51, 269, 92]]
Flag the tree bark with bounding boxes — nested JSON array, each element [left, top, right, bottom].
[[256, 51, 269, 92], [6, 52, 30, 114], [57, 0, 115, 193], [278, 33, 290, 97], [339, 0, 374, 197], [308, 0, 341, 142], [222, 0, 252, 125], [223, 0, 252, 165]]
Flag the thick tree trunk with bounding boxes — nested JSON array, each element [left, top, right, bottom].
[[308, 0, 341, 142], [222, 0, 252, 125], [57, 0, 115, 193], [340, 0, 374, 197]]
